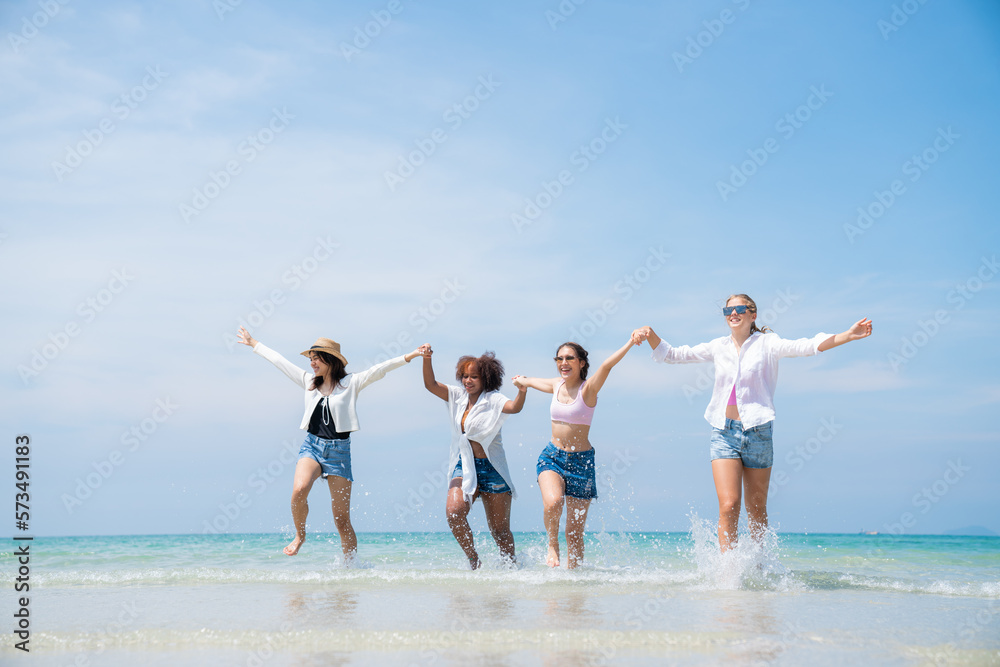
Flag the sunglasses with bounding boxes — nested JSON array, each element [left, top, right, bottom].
[[554, 355, 578, 362], [723, 305, 753, 316]]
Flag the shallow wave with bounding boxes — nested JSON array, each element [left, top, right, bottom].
[[13, 526, 999, 598], [31, 563, 702, 590], [819, 573, 1000, 598], [32, 565, 998, 599], [21, 628, 737, 653]]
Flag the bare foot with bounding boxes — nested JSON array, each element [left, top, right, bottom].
[[469, 555, 482, 570], [283, 536, 305, 556], [546, 545, 560, 567]]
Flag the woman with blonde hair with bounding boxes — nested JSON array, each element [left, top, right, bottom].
[[632, 294, 872, 551]]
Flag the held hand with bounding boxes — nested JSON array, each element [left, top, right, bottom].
[[846, 318, 873, 341], [404, 346, 425, 363], [417, 343, 433, 358], [512, 375, 528, 390], [237, 326, 257, 348], [631, 327, 651, 345]]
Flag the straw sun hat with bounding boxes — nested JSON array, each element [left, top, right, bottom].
[[300, 338, 348, 366]]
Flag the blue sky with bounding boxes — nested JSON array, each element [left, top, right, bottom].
[[3, 0, 998, 539]]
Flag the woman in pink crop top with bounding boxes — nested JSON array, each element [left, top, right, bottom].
[[513, 338, 639, 569]]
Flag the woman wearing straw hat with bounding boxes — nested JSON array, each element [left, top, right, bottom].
[[238, 327, 422, 560]]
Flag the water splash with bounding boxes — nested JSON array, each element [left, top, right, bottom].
[[687, 513, 796, 591]]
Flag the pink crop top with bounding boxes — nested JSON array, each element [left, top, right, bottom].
[[728, 384, 737, 406], [550, 381, 596, 426]]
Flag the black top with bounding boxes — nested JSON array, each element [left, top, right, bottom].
[[307, 397, 350, 440]]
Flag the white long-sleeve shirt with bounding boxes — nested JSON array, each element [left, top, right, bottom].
[[445, 385, 516, 502], [253, 342, 408, 433], [652, 331, 829, 429]]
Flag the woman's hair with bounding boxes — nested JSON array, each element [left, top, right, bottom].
[[556, 341, 590, 380], [308, 351, 347, 391], [726, 293, 773, 334], [455, 352, 504, 392]]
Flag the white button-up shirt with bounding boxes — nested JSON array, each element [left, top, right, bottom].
[[445, 385, 516, 502], [652, 331, 829, 429], [253, 342, 408, 433]]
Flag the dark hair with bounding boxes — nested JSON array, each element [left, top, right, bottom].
[[308, 351, 347, 391], [455, 351, 504, 393], [556, 341, 589, 380], [726, 293, 772, 334]]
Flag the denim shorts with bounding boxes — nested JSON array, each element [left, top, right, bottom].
[[299, 433, 353, 481], [452, 457, 512, 494], [709, 419, 773, 469], [451, 457, 511, 493], [536, 442, 597, 499]]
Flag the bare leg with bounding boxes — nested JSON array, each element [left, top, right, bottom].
[[711, 459, 744, 552], [286, 457, 322, 556], [446, 478, 480, 569], [480, 491, 515, 564], [564, 496, 591, 569], [538, 471, 566, 567], [743, 467, 772, 542], [327, 474, 357, 563]]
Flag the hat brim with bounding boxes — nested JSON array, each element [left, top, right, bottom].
[[300, 347, 348, 366]]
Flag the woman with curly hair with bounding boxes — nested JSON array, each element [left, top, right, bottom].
[[419, 344, 526, 569], [632, 294, 872, 551], [513, 339, 639, 569]]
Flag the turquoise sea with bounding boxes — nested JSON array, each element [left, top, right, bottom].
[[3, 526, 998, 666]]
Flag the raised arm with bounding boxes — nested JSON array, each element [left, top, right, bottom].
[[420, 344, 449, 401], [237, 326, 258, 349], [582, 339, 637, 403], [238, 326, 310, 388], [817, 318, 873, 352], [503, 381, 528, 414], [631, 326, 662, 350]]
